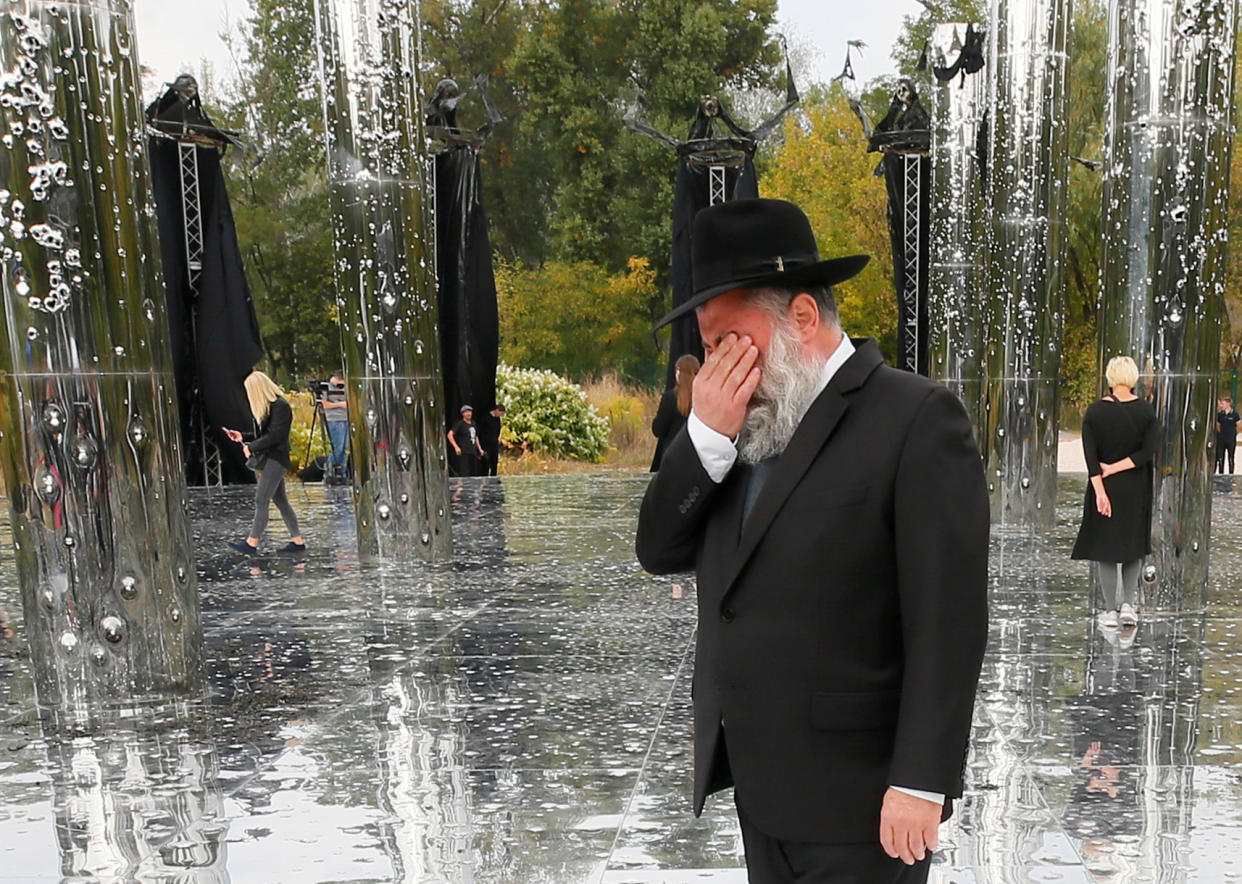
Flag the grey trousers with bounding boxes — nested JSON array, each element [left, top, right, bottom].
[[251, 459, 300, 539], [1098, 559, 1142, 610]]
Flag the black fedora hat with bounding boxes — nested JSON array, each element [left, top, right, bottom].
[[654, 198, 869, 330]]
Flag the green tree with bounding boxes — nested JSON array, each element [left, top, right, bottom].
[[219, 0, 337, 384], [1060, 0, 1108, 411], [761, 86, 898, 357], [496, 256, 662, 382]]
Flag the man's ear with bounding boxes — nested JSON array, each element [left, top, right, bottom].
[[788, 292, 820, 342]]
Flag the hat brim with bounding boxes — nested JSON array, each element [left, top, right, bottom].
[[653, 255, 871, 331]]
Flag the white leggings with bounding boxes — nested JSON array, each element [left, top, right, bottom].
[[1098, 559, 1142, 610]]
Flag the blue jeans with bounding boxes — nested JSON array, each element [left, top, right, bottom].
[[327, 420, 348, 475]]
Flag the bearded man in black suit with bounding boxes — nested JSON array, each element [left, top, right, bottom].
[[636, 199, 989, 883]]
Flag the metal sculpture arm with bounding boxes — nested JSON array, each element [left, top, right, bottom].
[[746, 42, 801, 143], [622, 106, 684, 149]]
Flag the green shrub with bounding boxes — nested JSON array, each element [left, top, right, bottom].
[[497, 364, 610, 461]]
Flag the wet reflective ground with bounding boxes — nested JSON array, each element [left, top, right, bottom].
[[1, 473, 1242, 882]]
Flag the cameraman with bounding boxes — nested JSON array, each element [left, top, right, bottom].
[[321, 372, 349, 482]]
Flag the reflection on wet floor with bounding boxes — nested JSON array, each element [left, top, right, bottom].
[[1, 473, 1242, 882]]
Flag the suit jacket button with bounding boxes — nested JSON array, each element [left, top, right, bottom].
[[721, 607, 735, 623]]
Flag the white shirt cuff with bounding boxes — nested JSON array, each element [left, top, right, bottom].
[[891, 785, 945, 806], [687, 411, 737, 484]]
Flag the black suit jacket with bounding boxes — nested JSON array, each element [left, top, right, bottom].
[[636, 340, 989, 844]]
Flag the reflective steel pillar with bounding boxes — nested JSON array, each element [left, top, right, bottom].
[[314, 0, 452, 562], [45, 706, 227, 879], [929, 23, 989, 439], [982, 0, 1071, 527], [1099, 0, 1236, 607], [0, 0, 204, 717]]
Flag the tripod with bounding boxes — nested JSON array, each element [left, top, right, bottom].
[[303, 397, 337, 482]]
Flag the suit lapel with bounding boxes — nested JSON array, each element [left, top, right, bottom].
[[721, 339, 884, 596], [703, 465, 748, 599]]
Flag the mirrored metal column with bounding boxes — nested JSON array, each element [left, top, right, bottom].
[[44, 705, 227, 880], [982, 0, 1071, 526], [929, 23, 989, 439], [314, 0, 452, 562], [1099, 0, 1236, 607], [0, 0, 204, 718]]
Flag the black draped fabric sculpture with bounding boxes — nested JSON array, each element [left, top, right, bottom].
[[427, 78, 502, 427], [148, 76, 264, 484], [626, 60, 799, 390], [853, 78, 932, 375]]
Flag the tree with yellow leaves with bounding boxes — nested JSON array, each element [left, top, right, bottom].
[[761, 85, 898, 359]]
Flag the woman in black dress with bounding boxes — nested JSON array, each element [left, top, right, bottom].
[[650, 354, 700, 472], [1071, 356, 1159, 627]]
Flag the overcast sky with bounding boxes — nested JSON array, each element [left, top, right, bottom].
[[132, 0, 913, 100]]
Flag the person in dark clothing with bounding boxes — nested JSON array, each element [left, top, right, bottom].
[[636, 199, 988, 881], [224, 371, 305, 554], [477, 404, 506, 476], [1216, 397, 1239, 474], [448, 405, 485, 476], [322, 371, 349, 482], [650, 354, 700, 472], [1071, 356, 1160, 628]]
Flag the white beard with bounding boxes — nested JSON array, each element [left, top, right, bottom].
[[736, 319, 827, 465]]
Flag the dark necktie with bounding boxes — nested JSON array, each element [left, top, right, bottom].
[[742, 456, 779, 524]]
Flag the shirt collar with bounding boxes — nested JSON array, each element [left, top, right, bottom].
[[797, 333, 855, 422]]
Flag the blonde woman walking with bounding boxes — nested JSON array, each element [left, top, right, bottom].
[[224, 371, 305, 554], [1071, 356, 1159, 627]]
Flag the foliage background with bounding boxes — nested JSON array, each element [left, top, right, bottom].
[[192, 0, 1242, 450]]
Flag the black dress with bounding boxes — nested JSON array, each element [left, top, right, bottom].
[[1071, 397, 1159, 563], [649, 389, 687, 472]]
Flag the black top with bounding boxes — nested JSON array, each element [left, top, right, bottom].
[[1218, 409, 1239, 439], [1071, 397, 1159, 563], [650, 389, 688, 472], [477, 413, 502, 452], [451, 419, 481, 454], [247, 397, 293, 470]]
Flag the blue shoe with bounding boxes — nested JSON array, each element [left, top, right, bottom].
[[229, 540, 258, 555], [277, 542, 306, 554]]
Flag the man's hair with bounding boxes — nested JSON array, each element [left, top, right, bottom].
[[743, 284, 839, 329]]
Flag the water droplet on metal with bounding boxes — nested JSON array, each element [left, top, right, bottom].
[[63, 534, 75, 548], [127, 415, 148, 447], [420, 529, 431, 544], [72, 433, 97, 469], [59, 631, 78, 652], [169, 606, 181, 624], [41, 401, 65, 433], [99, 614, 124, 643], [414, 339, 424, 354], [35, 466, 58, 503], [377, 503, 391, 521], [89, 644, 108, 667], [119, 575, 137, 599]]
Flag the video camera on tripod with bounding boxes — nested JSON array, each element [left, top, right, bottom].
[[314, 378, 346, 399]]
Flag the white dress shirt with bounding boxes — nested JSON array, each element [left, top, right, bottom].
[[685, 333, 945, 808]]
